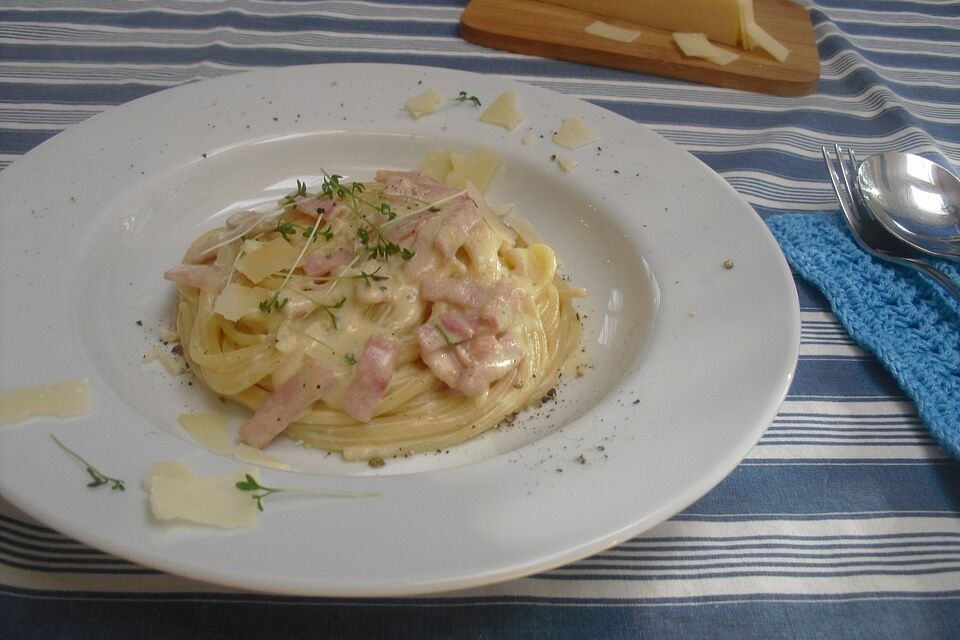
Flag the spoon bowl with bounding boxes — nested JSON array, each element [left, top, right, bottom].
[[856, 152, 960, 260]]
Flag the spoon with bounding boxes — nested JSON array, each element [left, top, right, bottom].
[[822, 145, 960, 302], [856, 152, 960, 260]]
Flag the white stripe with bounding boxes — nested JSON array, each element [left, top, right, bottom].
[[0, 0, 461, 20]]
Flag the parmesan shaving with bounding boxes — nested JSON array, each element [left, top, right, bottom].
[[144, 461, 261, 529], [585, 20, 641, 43], [480, 90, 523, 130], [557, 155, 578, 172], [745, 20, 790, 62], [235, 443, 292, 470], [177, 412, 235, 456], [673, 32, 740, 66], [554, 116, 599, 149], [0, 379, 92, 424], [404, 88, 444, 119]]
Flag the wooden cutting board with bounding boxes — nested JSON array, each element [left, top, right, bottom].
[[460, 0, 820, 96]]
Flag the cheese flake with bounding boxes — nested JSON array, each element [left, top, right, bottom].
[[214, 282, 272, 321], [745, 20, 790, 62], [557, 155, 578, 172], [445, 146, 502, 193], [553, 116, 599, 149], [404, 88, 444, 119], [480, 90, 523, 130], [522, 132, 535, 146], [144, 461, 261, 529], [0, 378, 92, 424], [585, 20, 641, 43], [177, 412, 235, 456], [673, 32, 740, 66], [236, 236, 298, 284], [235, 443, 292, 470], [417, 148, 455, 182]]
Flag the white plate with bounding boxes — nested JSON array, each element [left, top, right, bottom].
[[0, 64, 799, 596]]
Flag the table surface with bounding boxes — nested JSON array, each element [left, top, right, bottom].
[[1, 1, 958, 638]]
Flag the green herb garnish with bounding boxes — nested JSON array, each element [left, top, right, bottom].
[[344, 353, 357, 365], [457, 91, 482, 106], [51, 435, 125, 491], [275, 220, 296, 240], [259, 294, 289, 314], [354, 266, 389, 287], [235, 473, 379, 512]]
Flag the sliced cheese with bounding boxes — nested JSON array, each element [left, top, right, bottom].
[[417, 148, 455, 182], [480, 90, 523, 130], [673, 32, 740, 65], [214, 282, 272, 321], [445, 146, 502, 193], [557, 155, 578, 172], [404, 88, 443, 119], [544, 0, 741, 46], [585, 20, 641, 43], [236, 236, 298, 284], [745, 20, 790, 62], [737, 0, 756, 49], [0, 378, 92, 424], [143, 461, 261, 529], [235, 443, 292, 470], [554, 116, 599, 149], [177, 412, 234, 456]]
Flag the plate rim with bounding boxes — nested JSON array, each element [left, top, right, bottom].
[[0, 62, 800, 596]]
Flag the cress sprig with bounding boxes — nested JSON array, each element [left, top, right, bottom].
[[234, 473, 379, 511], [51, 435, 126, 491]]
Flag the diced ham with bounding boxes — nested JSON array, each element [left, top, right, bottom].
[[384, 209, 437, 245], [375, 170, 459, 201], [420, 278, 523, 333], [421, 277, 486, 308], [164, 264, 229, 292], [341, 336, 401, 422], [415, 312, 478, 354], [183, 232, 221, 265], [303, 248, 353, 277], [434, 199, 482, 259], [238, 357, 340, 449], [421, 334, 525, 397], [295, 196, 345, 221], [225, 210, 276, 235]]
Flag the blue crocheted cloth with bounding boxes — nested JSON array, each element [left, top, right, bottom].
[[766, 212, 960, 459]]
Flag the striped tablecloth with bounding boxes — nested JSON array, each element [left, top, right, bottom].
[[2, 1, 958, 637]]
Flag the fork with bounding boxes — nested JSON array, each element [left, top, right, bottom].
[[822, 143, 960, 302]]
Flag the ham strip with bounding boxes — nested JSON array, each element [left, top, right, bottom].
[[341, 336, 401, 422], [433, 199, 482, 259], [421, 334, 525, 397], [164, 264, 228, 292], [303, 248, 354, 277], [420, 278, 523, 333], [238, 357, 340, 449], [295, 196, 345, 220], [375, 170, 459, 201]]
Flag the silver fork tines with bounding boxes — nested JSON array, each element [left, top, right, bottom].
[[822, 143, 960, 301]]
